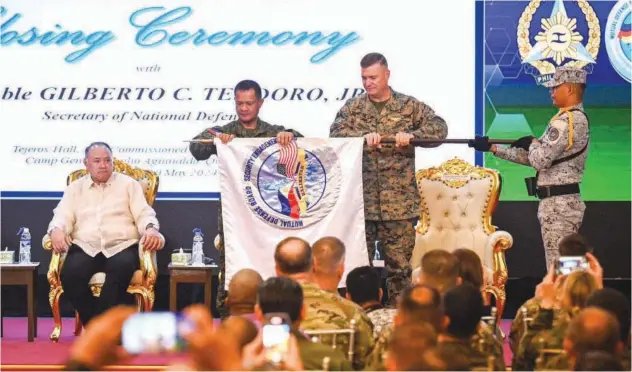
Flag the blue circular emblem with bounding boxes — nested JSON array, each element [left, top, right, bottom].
[[243, 138, 341, 229], [606, 1, 632, 83]]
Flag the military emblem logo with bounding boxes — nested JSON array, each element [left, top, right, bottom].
[[243, 139, 340, 229], [605, 0, 632, 83], [518, 0, 601, 85]]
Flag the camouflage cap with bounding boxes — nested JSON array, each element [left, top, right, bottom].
[[543, 66, 588, 88]]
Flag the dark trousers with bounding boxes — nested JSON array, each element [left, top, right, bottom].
[[365, 218, 416, 307], [61, 243, 139, 326]]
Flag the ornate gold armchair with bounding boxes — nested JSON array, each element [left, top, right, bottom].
[[410, 158, 513, 321], [42, 158, 161, 342]]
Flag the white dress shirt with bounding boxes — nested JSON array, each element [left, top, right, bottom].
[[48, 172, 160, 258]]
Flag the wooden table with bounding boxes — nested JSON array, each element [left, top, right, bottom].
[[168, 263, 218, 312], [1, 263, 40, 341]]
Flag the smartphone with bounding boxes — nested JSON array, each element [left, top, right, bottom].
[[121, 312, 194, 354], [556, 255, 589, 276], [262, 313, 291, 365]]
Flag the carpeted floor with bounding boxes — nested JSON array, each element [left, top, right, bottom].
[[1, 317, 514, 367]]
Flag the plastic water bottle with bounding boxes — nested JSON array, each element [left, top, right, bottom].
[[192, 228, 204, 266], [18, 227, 31, 264], [373, 240, 384, 268]]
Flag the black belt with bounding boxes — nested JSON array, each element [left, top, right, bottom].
[[536, 184, 580, 199]]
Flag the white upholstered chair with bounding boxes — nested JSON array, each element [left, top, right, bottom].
[[410, 158, 513, 321]]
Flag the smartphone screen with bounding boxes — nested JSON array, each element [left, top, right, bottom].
[[262, 314, 291, 364], [122, 312, 194, 354], [556, 256, 589, 276]]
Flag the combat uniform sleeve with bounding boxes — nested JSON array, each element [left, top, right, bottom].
[[330, 102, 362, 137], [352, 311, 377, 370], [494, 146, 531, 166], [410, 100, 448, 148], [513, 307, 555, 370], [189, 127, 220, 161], [269, 124, 304, 138], [528, 119, 569, 170]]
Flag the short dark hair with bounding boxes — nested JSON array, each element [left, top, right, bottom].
[[587, 288, 631, 343], [84, 142, 112, 158], [398, 285, 444, 332], [574, 350, 625, 371], [274, 237, 312, 274], [257, 277, 303, 323], [559, 233, 593, 256], [234, 80, 262, 99], [360, 53, 388, 68], [346, 266, 380, 304], [420, 250, 461, 292], [443, 283, 484, 339], [453, 249, 484, 289]]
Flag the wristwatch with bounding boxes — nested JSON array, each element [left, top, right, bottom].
[[145, 223, 159, 231]]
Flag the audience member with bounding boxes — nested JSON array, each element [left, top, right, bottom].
[[312, 237, 346, 293], [574, 350, 625, 371], [49, 142, 164, 326], [510, 233, 594, 352], [226, 268, 263, 319], [255, 277, 351, 370], [437, 283, 506, 371], [365, 284, 444, 371], [411, 346, 470, 371], [384, 322, 437, 371], [452, 248, 484, 290], [274, 237, 374, 369], [543, 307, 623, 370], [587, 288, 631, 369], [219, 316, 259, 353], [345, 266, 395, 337]]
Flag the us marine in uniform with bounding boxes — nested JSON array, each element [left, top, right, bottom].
[[470, 66, 590, 268], [330, 52, 448, 305], [189, 79, 302, 318]]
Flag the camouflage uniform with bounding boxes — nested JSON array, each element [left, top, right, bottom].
[[436, 339, 507, 371], [366, 320, 503, 371], [294, 330, 353, 371], [512, 306, 571, 370], [330, 89, 448, 305], [299, 281, 375, 370], [494, 67, 589, 268], [189, 119, 303, 318], [366, 307, 396, 339], [543, 339, 631, 370], [509, 297, 541, 354]]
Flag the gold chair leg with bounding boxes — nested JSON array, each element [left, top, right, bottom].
[[49, 287, 63, 342], [73, 311, 82, 336]]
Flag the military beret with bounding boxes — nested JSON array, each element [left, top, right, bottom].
[[543, 66, 588, 88]]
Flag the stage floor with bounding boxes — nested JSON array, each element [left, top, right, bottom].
[[1, 317, 514, 368]]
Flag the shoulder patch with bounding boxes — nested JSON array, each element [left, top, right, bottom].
[[547, 127, 560, 142], [550, 119, 568, 131]]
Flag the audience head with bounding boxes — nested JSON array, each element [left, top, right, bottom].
[[227, 269, 263, 315], [312, 237, 346, 290], [587, 288, 631, 344], [84, 141, 114, 183], [274, 237, 312, 277], [345, 266, 382, 305], [573, 350, 625, 371], [411, 346, 470, 371], [385, 322, 438, 371], [255, 276, 304, 325], [219, 316, 259, 354], [559, 233, 593, 256], [561, 270, 600, 313], [419, 250, 462, 293], [395, 284, 444, 332], [360, 52, 390, 99], [443, 283, 484, 339], [452, 248, 484, 290], [564, 307, 622, 358], [234, 80, 263, 124]]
